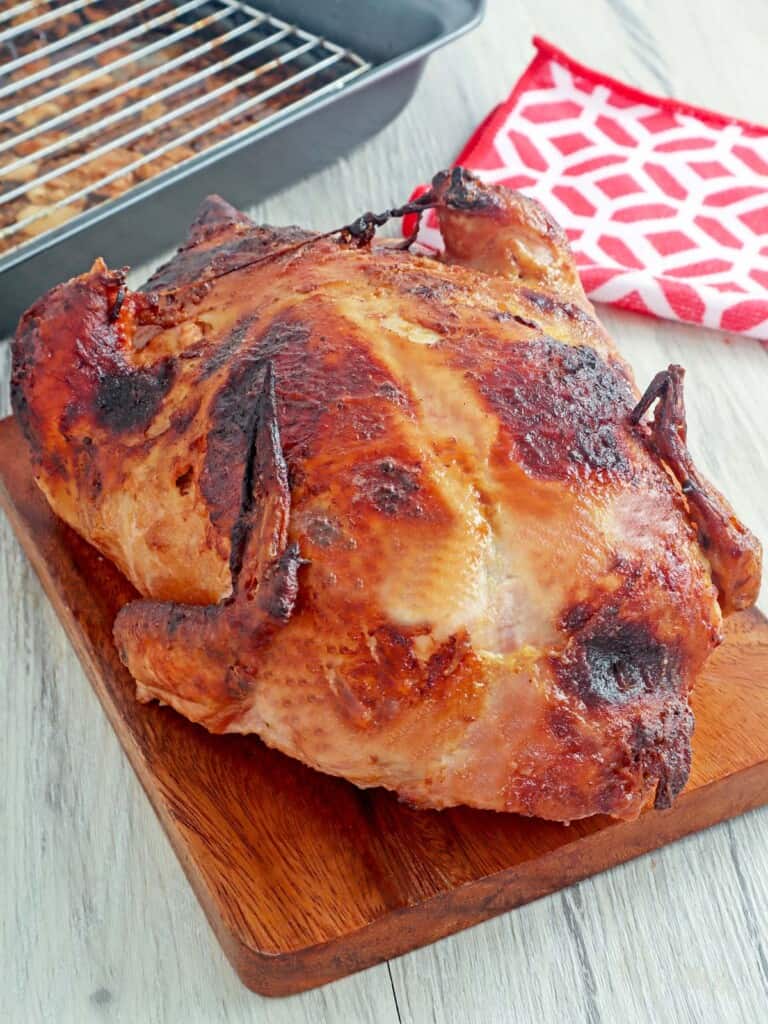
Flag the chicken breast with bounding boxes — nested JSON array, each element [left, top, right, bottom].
[[11, 169, 761, 821]]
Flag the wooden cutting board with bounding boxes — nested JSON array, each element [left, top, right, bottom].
[[1, 412, 767, 997]]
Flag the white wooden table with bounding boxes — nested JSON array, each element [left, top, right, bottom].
[[3, 1, 767, 1021]]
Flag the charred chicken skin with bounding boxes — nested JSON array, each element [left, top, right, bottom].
[[11, 170, 761, 821]]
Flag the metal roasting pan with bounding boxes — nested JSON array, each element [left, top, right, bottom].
[[0, 0, 484, 336]]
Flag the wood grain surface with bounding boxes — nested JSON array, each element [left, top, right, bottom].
[[1, 411, 767, 998], [2, 0, 768, 1021]]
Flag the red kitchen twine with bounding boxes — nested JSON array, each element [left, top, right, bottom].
[[404, 37, 768, 340]]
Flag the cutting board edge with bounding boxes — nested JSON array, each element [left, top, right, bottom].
[[222, 755, 768, 995]]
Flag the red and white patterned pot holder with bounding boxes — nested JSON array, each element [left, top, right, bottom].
[[404, 37, 768, 340]]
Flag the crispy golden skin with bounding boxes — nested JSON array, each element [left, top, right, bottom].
[[11, 170, 761, 821]]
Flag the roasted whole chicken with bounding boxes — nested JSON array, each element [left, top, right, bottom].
[[11, 169, 761, 821]]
